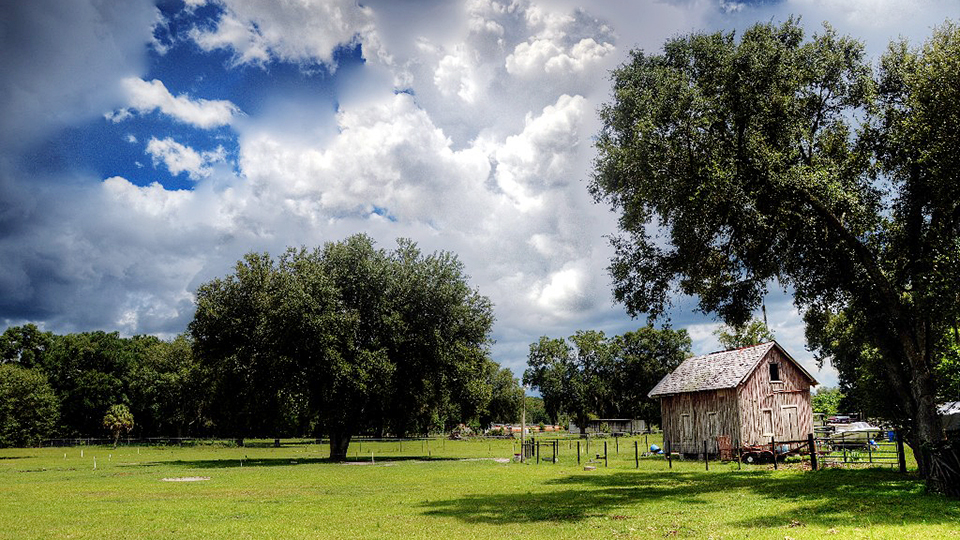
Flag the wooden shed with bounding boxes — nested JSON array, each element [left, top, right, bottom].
[[648, 342, 817, 457]]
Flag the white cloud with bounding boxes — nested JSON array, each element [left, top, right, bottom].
[[7, 0, 951, 381], [145, 137, 226, 180], [113, 78, 240, 129], [189, 0, 380, 68]]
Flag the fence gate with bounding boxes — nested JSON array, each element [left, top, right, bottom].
[[814, 428, 906, 471]]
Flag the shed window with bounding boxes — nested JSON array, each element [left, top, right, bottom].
[[769, 362, 781, 382]]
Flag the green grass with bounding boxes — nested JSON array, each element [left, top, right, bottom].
[[1, 437, 956, 539]]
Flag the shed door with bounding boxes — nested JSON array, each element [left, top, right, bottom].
[[782, 406, 799, 441], [706, 412, 719, 452], [680, 413, 693, 451]]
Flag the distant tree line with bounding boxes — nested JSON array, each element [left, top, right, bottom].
[[0, 235, 525, 452], [0, 328, 201, 446], [523, 326, 692, 432]]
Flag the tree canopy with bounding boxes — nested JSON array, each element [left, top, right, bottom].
[[0, 364, 59, 448], [524, 326, 690, 431], [714, 319, 775, 350], [591, 18, 960, 489], [190, 234, 497, 459]]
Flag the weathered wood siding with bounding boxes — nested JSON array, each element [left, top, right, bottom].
[[736, 348, 814, 446], [660, 388, 740, 455]]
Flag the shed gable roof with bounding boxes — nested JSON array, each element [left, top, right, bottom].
[[648, 341, 815, 398]]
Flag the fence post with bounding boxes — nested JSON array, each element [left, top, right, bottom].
[[536, 440, 540, 464], [577, 440, 581, 464], [667, 440, 672, 469], [616, 437, 619, 454], [808, 433, 818, 471], [704, 440, 709, 471], [896, 430, 906, 473], [771, 435, 778, 470], [604, 442, 608, 467], [635, 440, 639, 469]]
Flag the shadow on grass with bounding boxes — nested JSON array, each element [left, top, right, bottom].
[[166, 456, 459, 469], [422, 467, 959, 528]]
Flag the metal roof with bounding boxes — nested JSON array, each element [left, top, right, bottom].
[[648, 341, 816, 398]]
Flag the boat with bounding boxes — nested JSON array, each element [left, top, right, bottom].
[[829, 421, 883, 449]]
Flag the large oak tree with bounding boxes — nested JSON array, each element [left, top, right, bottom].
[[190, 234, 495, 460], [591, 19, 960, 491]]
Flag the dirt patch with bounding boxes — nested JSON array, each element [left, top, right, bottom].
[[160, 476, 210, 482]]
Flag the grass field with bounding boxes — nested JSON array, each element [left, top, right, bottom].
[[1, 436, 957, 539]]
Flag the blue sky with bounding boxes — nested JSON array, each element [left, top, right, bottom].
[[0, 0, 955, 386]]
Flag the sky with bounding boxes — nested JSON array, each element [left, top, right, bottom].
[[0, 0, 955, 388]]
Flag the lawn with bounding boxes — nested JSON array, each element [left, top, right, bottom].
[[1, 437, 956, 539]]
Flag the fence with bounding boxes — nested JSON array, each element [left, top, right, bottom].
[[814, 429, 906, 471]]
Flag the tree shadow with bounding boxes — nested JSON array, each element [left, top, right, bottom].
[[165, 455, 458, 469], [421, 468, 957, 528]]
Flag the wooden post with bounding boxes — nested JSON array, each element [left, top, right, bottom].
[[536, 440, 540, 464], [616, 437, 619, 454], [808, 433, 818, 471], [704, 440, 709, 471], [635, 440, 639, 469], [604, 442, 608, 467], [667, 440, 672, 469], [771, 435, 778, 470], [868, 436, 873, 463], [577, 440, 581, 464], [896, 430, 906, 473]]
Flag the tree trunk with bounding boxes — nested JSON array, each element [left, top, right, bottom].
[[898, 335, 956, 493], [274, 438, 281, 448], [329, 430, 352, 461], [235, 437, 244, 447]]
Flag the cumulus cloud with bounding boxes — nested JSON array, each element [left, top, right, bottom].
[[110, 78, 240, 129], [145, 137, 226, 180], [7, 0, 946, 384], [189, 0, 381, 68]]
